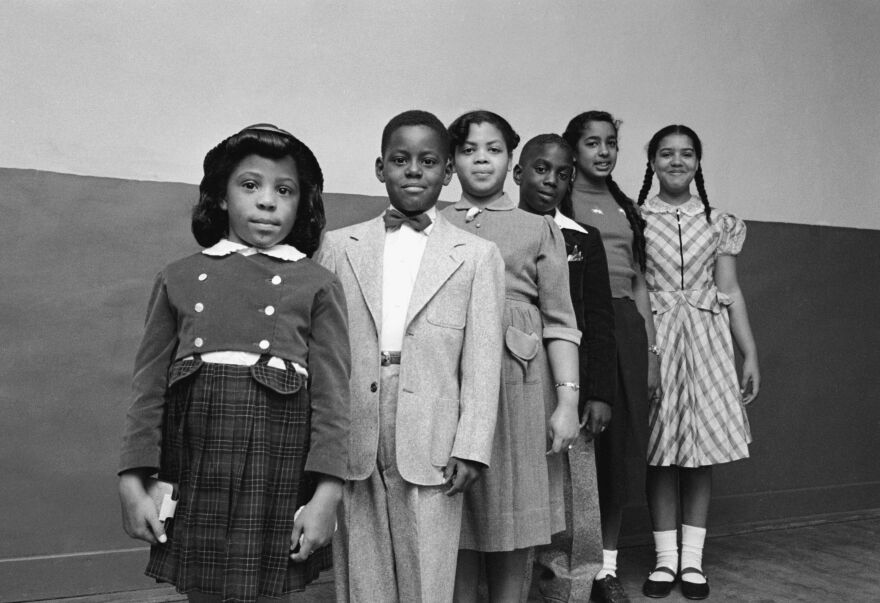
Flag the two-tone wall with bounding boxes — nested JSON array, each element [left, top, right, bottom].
[[0, 168, 876, 599], [2, 1, 878, 599]]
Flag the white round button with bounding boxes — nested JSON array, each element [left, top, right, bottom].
[[258, 339, 270, 350], [194, 302, 204, 312], [264, 305, 275, 316], [271, 275, 282, 285], [198, 273, 207, 281], [194, 337, 204, 348]]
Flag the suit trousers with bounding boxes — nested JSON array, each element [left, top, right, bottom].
[[333, 366, 464, 603]]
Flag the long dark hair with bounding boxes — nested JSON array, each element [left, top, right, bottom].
[[562, 110, 647, 272], [192, 124, 326, 256], [637, 124, 711, 223]]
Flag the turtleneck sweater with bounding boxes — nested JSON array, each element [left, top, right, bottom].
[[570, 178, 636, 299]]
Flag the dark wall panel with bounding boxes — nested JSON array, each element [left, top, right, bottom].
[[1, 168, 877, 599]]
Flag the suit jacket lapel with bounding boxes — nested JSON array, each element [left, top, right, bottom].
[[345, 217, 385, 333], [405, 214, 463, 328]]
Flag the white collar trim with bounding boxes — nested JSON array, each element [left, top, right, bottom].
[[202, 239, 306, 262], [553, 210, 588, 234], [644, 195, 706, 217]]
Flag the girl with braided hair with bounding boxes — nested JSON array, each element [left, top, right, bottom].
[[562, 111, 660, 603], [637, 125, 759, 600]]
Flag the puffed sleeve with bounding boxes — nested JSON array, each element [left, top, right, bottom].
[[118, 271, 179, 474], [304, 274, 351, 480], [537, 216, 581, 344], [717, 213, 747, 256]]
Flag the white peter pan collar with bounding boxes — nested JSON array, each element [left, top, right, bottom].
[[202, 239, 306, 262], [643, 195, 706, 217]]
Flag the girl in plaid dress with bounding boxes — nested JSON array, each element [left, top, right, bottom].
[[118, 125, 350, 603], [636, 125, 760, 600]]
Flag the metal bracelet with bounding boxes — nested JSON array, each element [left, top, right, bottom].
[[554, 382, 580, 391], [648, 344, 662, 357]]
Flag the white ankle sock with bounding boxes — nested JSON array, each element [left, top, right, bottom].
[[649, 530, 678, 582], [680, 525, 707, 584], [595, 549, 618, 579]]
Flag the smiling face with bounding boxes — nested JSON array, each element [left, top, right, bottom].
[[376, 125, 452, 215], [221, 154, 300, 249], [574, 120, 618, 182], [651, 133, 699, 200], [514, 143, 574, 214], [453, 122, 512, 204]]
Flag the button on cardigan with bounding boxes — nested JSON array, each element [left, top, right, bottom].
[[119, 250, 351, 481]]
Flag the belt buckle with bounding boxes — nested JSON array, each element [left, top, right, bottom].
[[381, 351, 400, 366]]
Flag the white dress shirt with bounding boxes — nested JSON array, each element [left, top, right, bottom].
[[380, 206, 436, 351]]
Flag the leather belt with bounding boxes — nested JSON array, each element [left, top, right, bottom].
[[380, 351, 402, 366]]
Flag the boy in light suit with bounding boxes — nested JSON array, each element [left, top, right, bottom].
[[315, 110, 506, 603]]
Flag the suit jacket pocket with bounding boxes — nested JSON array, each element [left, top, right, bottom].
[[430, 396, 460, 466], [250, 363, 307, 395], [426, 286, 468, 329]]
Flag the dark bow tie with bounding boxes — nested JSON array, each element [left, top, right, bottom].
[[383, 209, 432, 232]]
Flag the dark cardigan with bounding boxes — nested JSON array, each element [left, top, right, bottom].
[[119, 251, 350, 480], [560, 223, 617, 409]]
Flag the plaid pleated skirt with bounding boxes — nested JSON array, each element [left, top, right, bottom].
[[146, 357, 331, 603]]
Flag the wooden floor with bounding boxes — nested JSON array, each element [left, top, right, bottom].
[[33, 512, 880, 602]]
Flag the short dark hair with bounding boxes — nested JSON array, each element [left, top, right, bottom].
[[448, 110, 520, 157], [381, 110, 450, 157], [519, 133, 573, 165], [191, 124, 326, 256]]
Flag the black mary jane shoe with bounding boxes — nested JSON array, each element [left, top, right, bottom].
[[642, 566, 676, 598], [680, 567, 710, 600]]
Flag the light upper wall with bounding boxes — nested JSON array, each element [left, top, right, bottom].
[[1, 0, 878, 229]]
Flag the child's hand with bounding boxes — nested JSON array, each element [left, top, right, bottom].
[[289, 477, 343, 563], [581, 400, 611, 441], [442, 457, 483, 496], [741, 356, 761, 405], [118, 472, 166, 545], [548, 398, 580, 454]]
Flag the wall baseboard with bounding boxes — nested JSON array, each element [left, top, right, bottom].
[[619, 481, 880, 547], [3, 490, 877, 601]]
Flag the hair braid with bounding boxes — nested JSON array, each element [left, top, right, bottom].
[[637, 161, 654, 206], [607, 175, 646, 272], [694, 166, 712, 223], [642, 124, 710, 224]]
